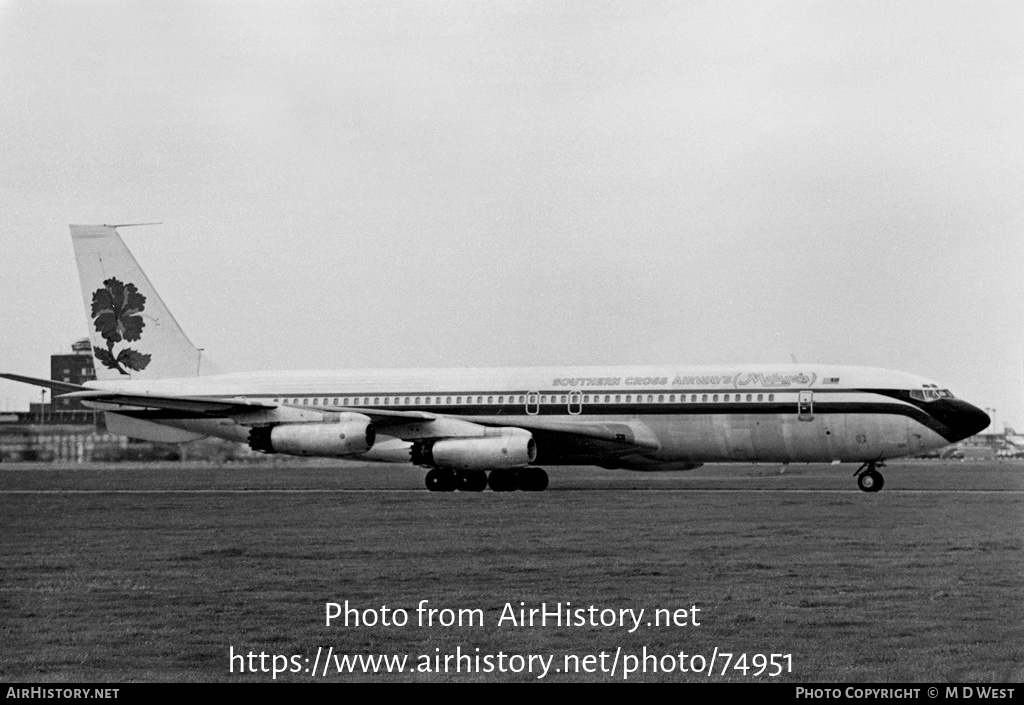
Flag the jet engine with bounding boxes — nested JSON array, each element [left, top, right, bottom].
[[412, 432, 537, 471], [248, 414, 375, 457]]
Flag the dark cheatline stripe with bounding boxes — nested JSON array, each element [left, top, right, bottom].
[[857, 390, 988, 442], [115, 388, 967, 441]]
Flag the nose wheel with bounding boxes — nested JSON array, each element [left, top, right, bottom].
[[854, 462, 885, 493]]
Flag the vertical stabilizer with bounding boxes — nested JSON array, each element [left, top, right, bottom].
[[70, 224, 206, 380]]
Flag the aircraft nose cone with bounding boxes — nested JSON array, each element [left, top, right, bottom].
[[945, 401, 990, 442]]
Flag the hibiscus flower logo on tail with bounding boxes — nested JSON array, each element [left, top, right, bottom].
[[91, 277, 152, 375]]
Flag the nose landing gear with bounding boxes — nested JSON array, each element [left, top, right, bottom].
[[854, 462, 885, 493]]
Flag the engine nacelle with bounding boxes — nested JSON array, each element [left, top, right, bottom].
[[415, 433, 537, 471], [248, 415, 375, 457]]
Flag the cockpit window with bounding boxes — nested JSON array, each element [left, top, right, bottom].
[[910, 389, 954, 402]]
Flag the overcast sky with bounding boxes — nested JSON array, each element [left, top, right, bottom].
[[1, 1, 1021, 430]]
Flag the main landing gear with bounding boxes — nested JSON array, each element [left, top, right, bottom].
[[424, 467, 549, 492], [854, 462, 885, 493]]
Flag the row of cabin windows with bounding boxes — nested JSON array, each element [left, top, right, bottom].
[[272, 393, 777, 406]]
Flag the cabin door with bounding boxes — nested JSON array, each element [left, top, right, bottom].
[[568, 391, 582, 415], [798, 390, 814, 421], [526, 391, 539, 415]]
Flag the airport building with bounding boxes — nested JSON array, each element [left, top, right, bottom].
[[944, 427, 1024, 460], [25, 338, 100, 425]]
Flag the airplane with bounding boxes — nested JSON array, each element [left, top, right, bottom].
[[1, 224, 990, 493]]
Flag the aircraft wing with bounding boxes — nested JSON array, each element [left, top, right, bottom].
[[370, 413, 661, 456], [3, 372, 282, 417], [57, 390, 279, 416], [2, 373, 465, 424], [52, 387, 437, 423], [3, 370, 655, 455], [326, 407, 437, 423], [462, 415, 661, 452]]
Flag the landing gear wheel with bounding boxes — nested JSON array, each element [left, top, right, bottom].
[[457, 469, 488, 492], [425, 468, 457, 492], [519, 467, 549, 492], [857, 470, 883, 493], [488, 468, 520, 492]]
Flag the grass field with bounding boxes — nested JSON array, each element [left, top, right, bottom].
[[1, 460, 1022, 682]]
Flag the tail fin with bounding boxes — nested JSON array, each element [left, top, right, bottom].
[[70, 224, 212, 380]]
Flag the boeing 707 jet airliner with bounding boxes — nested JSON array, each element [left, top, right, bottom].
[[1, 225, 990, 492]]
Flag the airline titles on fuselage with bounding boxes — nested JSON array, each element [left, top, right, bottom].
[[551, 372, 819, 389]]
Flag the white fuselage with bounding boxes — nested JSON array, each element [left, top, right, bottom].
[[89, 363, 966, 468]]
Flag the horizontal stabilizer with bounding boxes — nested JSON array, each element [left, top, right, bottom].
[[0, 373, 89, 394]]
